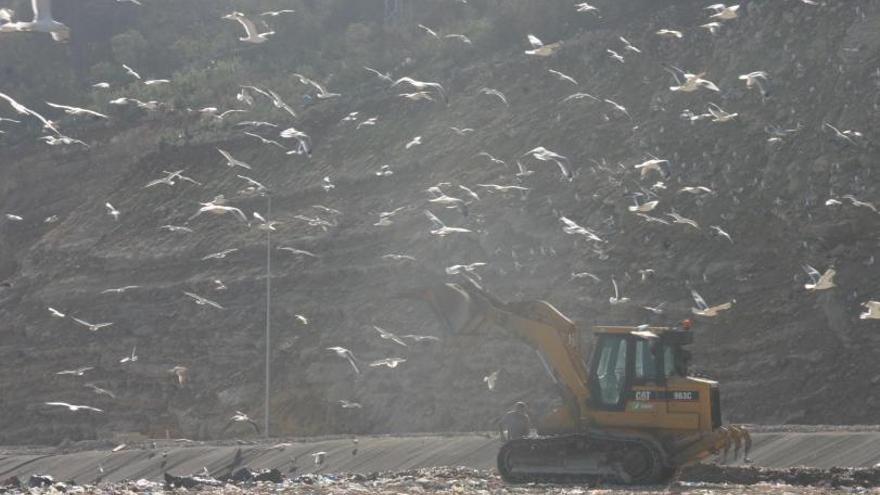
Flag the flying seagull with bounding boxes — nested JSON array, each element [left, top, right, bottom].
[[634, 159, 670, 179], [0, 91, 60, 135], [668, 69, 720, 93], [691, 289, 734, 317], [292, 73, 340, 99], [392, 77, 447, 103], [278, 247, 319, 258], [72, 317, 113, 332], [522, 146, 572, 180], [479, 88, 509, 107], [224, 411, 260, 433], [363, 66, 393, 83], [56, 367, 93, 376], [656, 29, 684, 39], [738, 71, 769, 98], [369, 357, 406, 368], [202, 248, 239, 261], [667, 212, 700, 230], [101, 285, 141, 294], [860, 301, 880, 320], [803, 265, 835, 291], [45, 402, 103, 413], [119, 346, 138, 364], [609, 276, 630, 305], [524, 34, 562, 56], [401, 334, 440, 343], [145, 170, 195, 188], [0, 0, 70, 41], [327, 346, 360, 374], [189, 200, 248, 223], [85, 383, 117, 399], [548, 69, 578, 85], [223, 11, 274, 43], [338, 400, 362, 409], [484, 370, 499, 391], [217, 149, 252, 170], [46, 102, 109, 119], [183, 291, 224, 309], [260, 9, 295, 16], [706, 3, 740, 21], [373, 325, 408, 347], [559, 216, 602, 242], [424, 210, 472, 236], [48, 307, 66, 318]]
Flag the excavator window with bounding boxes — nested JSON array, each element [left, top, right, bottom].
[[635, 340, 660, 381], [593, 335, 629, 408]]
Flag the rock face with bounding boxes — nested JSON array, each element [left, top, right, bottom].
[[1, 1, 879, 445]]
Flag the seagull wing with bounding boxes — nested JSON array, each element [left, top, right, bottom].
[[611, 278, 620, 299], [231, 14, 260, 38], [690, 289, 709, 311], [802, 264, 821, 284], [423, 210, 445, 229], [46, 102, 109, 119], [527, 34, 543, 48]]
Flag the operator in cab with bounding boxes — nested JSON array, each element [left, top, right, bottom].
[[498, 401, 532, 440]]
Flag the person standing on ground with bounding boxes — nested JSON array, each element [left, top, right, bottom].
[[498, 401, 532, 440]]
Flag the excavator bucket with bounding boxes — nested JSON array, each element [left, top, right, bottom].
[[399, 280, 491, 335]]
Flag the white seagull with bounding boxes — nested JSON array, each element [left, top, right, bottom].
[[424, 210, 472, 236], [691, 289, 734, 317], [119, 346, 138, 364], [45, 402, 103, 413], [370, 357, 406, 368], [860, 301, 880, 320], [548, 69, 578, 85], [327, 346, 360, 374], [223, 11, 274, 43], [46, 102, 109, 119], [706, 3, 740, 21], [101, 285, 141, 294], [522, 146, 572, 180], [189, 200, 248, 223], [803, 265, 835, 291], [184, 291, 224, 309], [373, 325, 408, 347], [484, 370, 499, 391], [559, 216, 602, 242], [72, 317, 113, 332], [292, 73, 340, 99], [609, 277, 630, 305], [56, 367, 93, 376], [217, 148, 252, 170], [479, 88, 509, 107], [0, 0, 70, 41], [392, 77, 447, 103]]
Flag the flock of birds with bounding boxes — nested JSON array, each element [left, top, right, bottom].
[[0, 0, 878, 446]]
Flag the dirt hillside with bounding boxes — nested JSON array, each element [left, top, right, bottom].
[[1, 0, 879, 444]]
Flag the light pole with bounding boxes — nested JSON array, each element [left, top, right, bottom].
[[264, 192, 271, 438]]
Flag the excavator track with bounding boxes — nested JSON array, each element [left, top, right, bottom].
[[497, 433, 673, 485]]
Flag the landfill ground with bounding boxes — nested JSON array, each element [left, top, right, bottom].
[[5, 429, 880, 493]]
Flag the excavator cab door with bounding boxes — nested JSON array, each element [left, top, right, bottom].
[[589, 334, 631, 410]]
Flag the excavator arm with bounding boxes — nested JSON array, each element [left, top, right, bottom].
[[406, 278, 592, 426]]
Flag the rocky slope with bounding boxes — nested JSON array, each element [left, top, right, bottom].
[[1, 0, 879, 444]]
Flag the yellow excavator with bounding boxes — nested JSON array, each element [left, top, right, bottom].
[[406, 278, 750, 484]]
